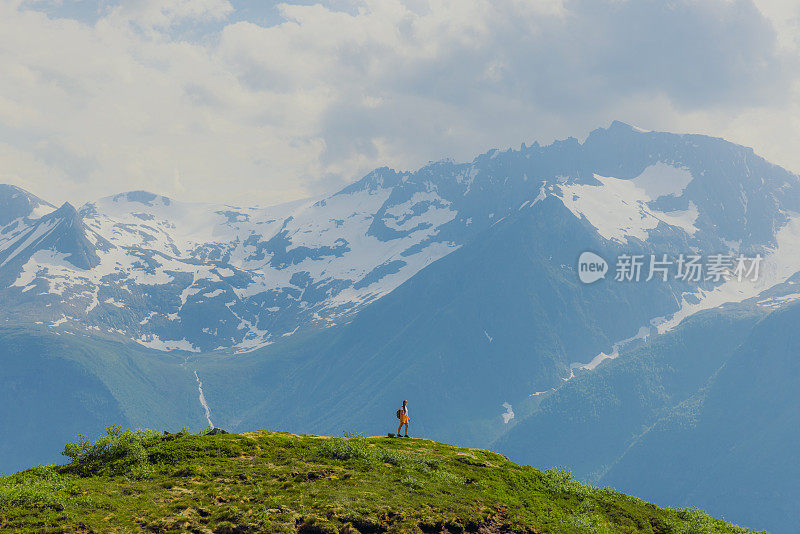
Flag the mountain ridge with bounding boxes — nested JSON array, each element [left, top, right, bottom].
[[2, 121, 797, 353], [4, 122, 800, 531]]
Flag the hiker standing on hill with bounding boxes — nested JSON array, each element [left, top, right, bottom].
[[397, 400, 410, 438]]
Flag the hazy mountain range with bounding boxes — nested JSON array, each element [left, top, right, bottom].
[[3, 121, 800, 532]]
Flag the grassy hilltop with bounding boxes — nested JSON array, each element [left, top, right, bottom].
[[0, 428, 763, 533]]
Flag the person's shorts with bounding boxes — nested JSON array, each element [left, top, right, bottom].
[[400, 415, 409, 424]]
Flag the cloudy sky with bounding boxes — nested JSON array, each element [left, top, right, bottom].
[[1, 0, 799, 207]]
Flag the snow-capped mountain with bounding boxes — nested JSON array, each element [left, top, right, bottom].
[[0, 178, 465, 352], [0, 184, 55, 225], [2, 121, 799, 355], [6, 123, 800, 532]]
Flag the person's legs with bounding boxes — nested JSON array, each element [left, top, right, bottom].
[[403, 423, 409, 436], [397, 423, 403, 435]]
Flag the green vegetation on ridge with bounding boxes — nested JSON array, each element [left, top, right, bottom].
[[0, 427, 763, 533]]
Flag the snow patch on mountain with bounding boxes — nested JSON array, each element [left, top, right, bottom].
[[0, 219, 60, 267], [630, 162, 694, 199], [104, 297, 125, 308], [531, 320, 659, 398], [502, 402, 514, 424], [658, 213, 800, 333], [757, 292, 800, 308], [138, 334, 200, 352], [557, 172, 699, 242], [30, 203, 56, 219], [50, 316, 68, 327]]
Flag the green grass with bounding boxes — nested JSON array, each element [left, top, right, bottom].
[[0, 428, 764, 534]]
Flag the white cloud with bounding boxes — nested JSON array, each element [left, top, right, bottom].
[[753, 0, 800, 51], [0, 0, 797, 208], [0, 142, 72, 200], [107, 0, 234, 30]]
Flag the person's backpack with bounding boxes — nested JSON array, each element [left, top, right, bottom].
[[396, 408, 402, 419]]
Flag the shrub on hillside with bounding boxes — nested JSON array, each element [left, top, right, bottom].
[[319, 435, 371, 461], [0, 465, 75, 510], [62, 425, 161, 477]]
